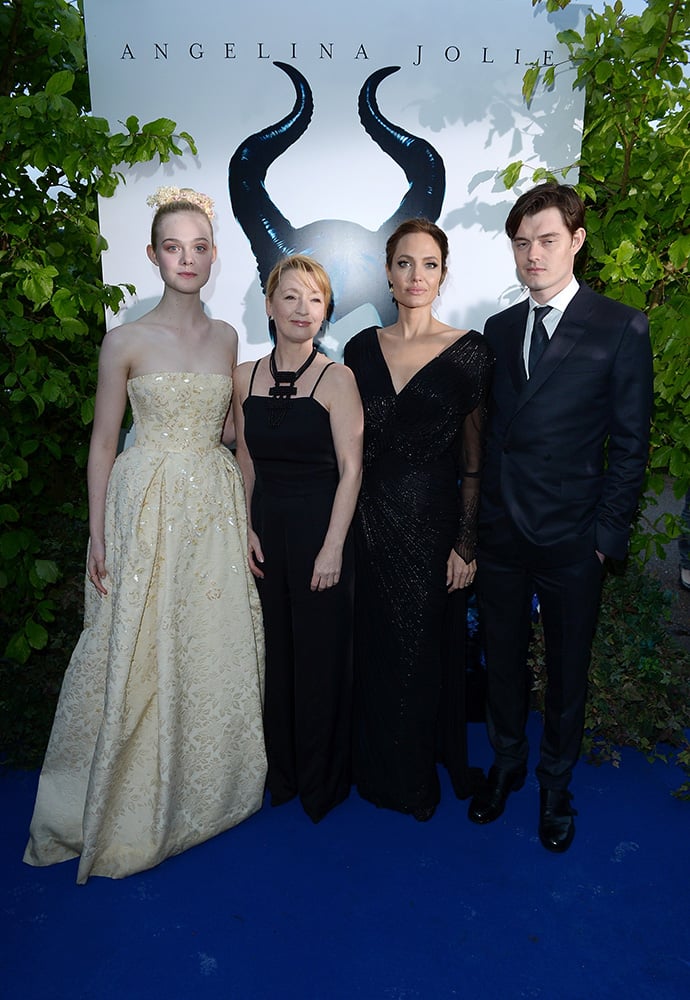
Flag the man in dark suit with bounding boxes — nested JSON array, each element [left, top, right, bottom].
[[469, 183, 653, 852]]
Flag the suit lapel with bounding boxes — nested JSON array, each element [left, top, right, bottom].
[[506, 302, 529, 395], [515, 287, 593, 409]]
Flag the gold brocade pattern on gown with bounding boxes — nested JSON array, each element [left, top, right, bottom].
[[24, 373, 267, 883]]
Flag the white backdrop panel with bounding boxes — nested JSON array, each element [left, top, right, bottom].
[[83, 0, 586, 358]]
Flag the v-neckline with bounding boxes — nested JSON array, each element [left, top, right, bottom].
[[374, 328, 471, 397]]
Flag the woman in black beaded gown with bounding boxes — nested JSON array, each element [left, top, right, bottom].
[[234, 255, 363, 823], [344, 218, 494, 820]]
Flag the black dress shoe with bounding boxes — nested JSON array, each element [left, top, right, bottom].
[[539, 788, 577, 853], [468, 765, 527, 824]]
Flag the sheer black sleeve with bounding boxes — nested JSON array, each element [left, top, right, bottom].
[[454, 348, 493, 562]]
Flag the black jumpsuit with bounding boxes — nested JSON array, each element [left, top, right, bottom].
[[242, 361, 353, 822]]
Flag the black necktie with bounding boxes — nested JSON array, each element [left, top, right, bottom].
[[528, 305, 552, 376]]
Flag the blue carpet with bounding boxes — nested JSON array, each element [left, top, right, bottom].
[[2, 715, 688, 1000]]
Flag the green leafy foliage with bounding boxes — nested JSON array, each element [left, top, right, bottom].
[[0, 0, 195, 669], [0, 514, 85, 767], [505, 0, 690, 556]]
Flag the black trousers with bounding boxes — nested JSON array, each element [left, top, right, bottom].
[[476, 546, 604, 790], [255, 490, 353, 822]]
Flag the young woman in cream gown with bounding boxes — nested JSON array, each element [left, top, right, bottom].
[[24, 189, 267, 883]]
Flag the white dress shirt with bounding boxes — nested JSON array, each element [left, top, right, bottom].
[[523, 276, 580, 378]]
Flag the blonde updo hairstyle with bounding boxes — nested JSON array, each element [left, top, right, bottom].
[[147, 187, 215, 248]]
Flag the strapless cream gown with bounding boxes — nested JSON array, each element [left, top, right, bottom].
[[24, 373, 266, 883]]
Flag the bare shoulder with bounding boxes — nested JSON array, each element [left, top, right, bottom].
[[316, 359, 362, 410], [233, 357, 260, 397], [321, 359, 358, 389], [234, 358, 254, 381], [102, 319, 139, 344], [98, 320, 142, 366], [212, 318, 239, 343], [210, 318, 239, 361]]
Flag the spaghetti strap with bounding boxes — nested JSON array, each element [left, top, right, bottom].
[[247, 358, 262, 397], [310, 362, 336, 398]]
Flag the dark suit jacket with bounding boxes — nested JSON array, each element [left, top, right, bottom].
[[479, 283, 653, 567]]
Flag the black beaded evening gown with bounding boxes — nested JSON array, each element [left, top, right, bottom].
[[344, 327, 494, 818]]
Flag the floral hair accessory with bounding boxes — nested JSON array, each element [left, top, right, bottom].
[[146, 186, 215, 221]]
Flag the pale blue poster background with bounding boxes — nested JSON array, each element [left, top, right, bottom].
[[83, 0, 586, 359]]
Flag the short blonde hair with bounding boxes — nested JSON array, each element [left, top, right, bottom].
[[265, 254, 334, 320]]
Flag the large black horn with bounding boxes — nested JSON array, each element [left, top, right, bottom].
[[229, 61, 313, 289], [359, 66, 446, 227]]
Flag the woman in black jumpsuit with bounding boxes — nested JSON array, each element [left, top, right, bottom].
[[234, 255, 363, 822]]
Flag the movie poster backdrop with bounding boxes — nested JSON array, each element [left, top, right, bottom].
[[83, 0, 586, 359]]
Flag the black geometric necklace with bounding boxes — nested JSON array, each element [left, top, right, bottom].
[[268, 346, 318, 427]]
